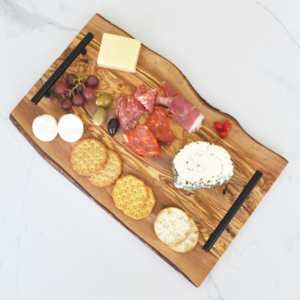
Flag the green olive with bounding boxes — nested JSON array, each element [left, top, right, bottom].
[[92, 107, 107, 126], [95, 93, 113, 108]]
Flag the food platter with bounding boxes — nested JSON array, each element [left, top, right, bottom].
[[9, 14, 288, 287]]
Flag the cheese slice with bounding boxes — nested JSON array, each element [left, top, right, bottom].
[[97, 33, 141, 73]]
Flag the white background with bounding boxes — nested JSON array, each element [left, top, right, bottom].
[[1, 0, 300, 299]]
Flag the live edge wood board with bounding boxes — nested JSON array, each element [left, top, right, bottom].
[[10, 14, 288, 287]]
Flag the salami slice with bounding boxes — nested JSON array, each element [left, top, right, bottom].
[[126, 88, 148, 114], [145, 107, 174, 146], [135, 83, 157, 113], [126, 84, 157, 114], [116, 95, 142, 133], [123, 125, 163, 157]]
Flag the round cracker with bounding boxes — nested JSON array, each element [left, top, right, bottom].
[[70, 138, 107, 176], [112, 175, 148, 214], [88, 149, 122, 187], [154, 207, 191, 246], [124, 185, 156, 220], [168, 218, 199, 253]]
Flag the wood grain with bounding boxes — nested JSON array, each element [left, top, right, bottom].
[[9, 14, 288, 287]]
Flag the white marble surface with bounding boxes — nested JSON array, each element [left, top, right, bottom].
[[0, 0, 300, 299]]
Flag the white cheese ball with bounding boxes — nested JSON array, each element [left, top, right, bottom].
[[32, 114, 58, 142], [58, 114, 84, 143], [172, 141, 234, 189]]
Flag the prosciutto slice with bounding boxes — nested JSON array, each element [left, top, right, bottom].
[[145, 107, 174, 146], [116, 95, 142, 133], [155, 82, 204, 133], [123, 125, 163, 157], [126, 83, 157, 114]]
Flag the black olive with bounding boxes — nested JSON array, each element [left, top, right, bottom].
[[108, 118, 119, 137]]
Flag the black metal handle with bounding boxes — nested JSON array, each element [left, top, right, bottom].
[[31, 32, 94, 105], [202, 170, 263, 253]]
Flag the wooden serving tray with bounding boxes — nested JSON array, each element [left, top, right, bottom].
[[10, 14, 288, 287]]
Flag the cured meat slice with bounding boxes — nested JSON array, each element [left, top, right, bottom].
[[126, 83, 157, 114], [135, 83, 157, 113], [167, 106, 202, 134], [155, 82, 204, 133], [145, 107, 174, 146], [116, 95, 141, 133], [126, 88, 148, 114], [123, 125, 163, 157]]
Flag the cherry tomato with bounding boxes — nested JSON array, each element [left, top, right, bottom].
[[214, 122, 224, 131], [219, 130, 228, 139], [224, 120, 232, 131]]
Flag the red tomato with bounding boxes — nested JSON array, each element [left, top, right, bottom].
[[219, 130, 228, 139], [214, 122, 224, 131], [224, 120, 232, 131]]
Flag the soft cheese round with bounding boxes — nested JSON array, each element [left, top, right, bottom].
[[32, 114, 58, 142], [172, 141, 234, 190], [58, 114, 84, 143]]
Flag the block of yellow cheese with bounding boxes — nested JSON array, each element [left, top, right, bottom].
[[97, 33, 141, 73]]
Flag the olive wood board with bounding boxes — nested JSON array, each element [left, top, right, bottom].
[[9, 14, 288, 287]]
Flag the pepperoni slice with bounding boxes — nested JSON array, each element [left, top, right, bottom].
[[123, 125, 163, 157], [145, 107, 174, 146]]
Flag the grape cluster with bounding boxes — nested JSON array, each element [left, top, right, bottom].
[[53, 69, 99, 110]]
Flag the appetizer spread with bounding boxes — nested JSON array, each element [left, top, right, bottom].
[[172, 141, 234, 190], [31, 32, 237, 254]]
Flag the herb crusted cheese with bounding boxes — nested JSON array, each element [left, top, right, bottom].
[[172, 141, 234, 190]]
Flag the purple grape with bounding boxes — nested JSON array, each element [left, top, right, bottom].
[[76, 83, 86, 94], [86, 75, 99, 88], [82, 87, 95, 101], [61, 98, 72, 110], [66, 74, 77, 86], [64, 88, 73, 99], [72, 94, 85, 106], [53, 81, 67, 94]]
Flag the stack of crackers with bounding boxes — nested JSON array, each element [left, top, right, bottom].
[[154, 207, 199, 253], [70, 138, 122, 187], [112, 175, 156, 220]]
